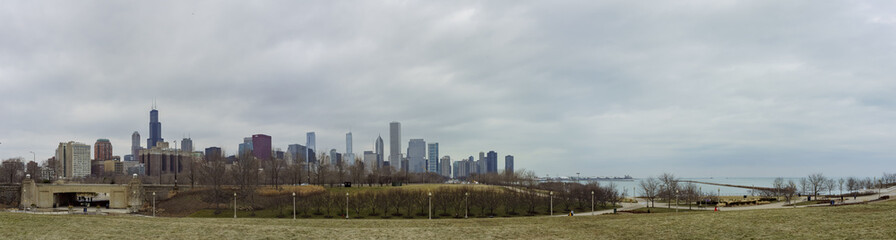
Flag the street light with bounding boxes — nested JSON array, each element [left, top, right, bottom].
[[152, 192, 156, 217], [549, 191, 554, 216], [464, 192, 469, 219], [591, 191, 595, 216], [233, 192, 237, 218], [675, 190, 679, 213], [345, 192, 349, 219], [428, 192, 432, 220], [292, 192, 296, 220]]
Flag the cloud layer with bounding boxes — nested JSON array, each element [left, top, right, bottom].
[[1, 1, 894, 177]]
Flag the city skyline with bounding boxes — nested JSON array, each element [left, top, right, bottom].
[[2, 1, 895, 178]]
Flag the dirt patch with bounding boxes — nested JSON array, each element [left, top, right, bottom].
[[148, 189, 212, 217]]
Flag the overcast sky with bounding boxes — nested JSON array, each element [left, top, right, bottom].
[[1, 1, 894, 178]]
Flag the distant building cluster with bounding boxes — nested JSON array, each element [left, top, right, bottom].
[[31, 103, 517, 181]]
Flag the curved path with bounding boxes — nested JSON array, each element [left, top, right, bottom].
[[547, 185, 896, 216]]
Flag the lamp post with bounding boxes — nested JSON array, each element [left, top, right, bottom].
[[233, 192, 237, 218], [345, 192, 349, 219], [591, 191, 594, 216], [675, 189, 679, 213], [699, 187, 702, 207], [292, 192, 296, 220], [152, 192, 156, 217], [428, 192, 432, 220], [549, 191, 554, 216], [174, 140, 178, 191], [464, 192, 469, 218]]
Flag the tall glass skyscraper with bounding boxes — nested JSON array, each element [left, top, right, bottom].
[[407, 139, 426, 173], [147, 106, 163, 148], [306, 132, 316, 164], [427, 143, 439, 173], [505, 155, 514, 175], [375, 135, 384, 168], [345, 132, 354, 164], [486, 151, 498, 173]]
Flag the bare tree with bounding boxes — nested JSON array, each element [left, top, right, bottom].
[[824, 178, 836, 197], [232, 151, 260, 213], [200, 151, 228, 210], [265, 157, 286, 188], [837, 178, 845, 201], [807, 173, 827, 199], [639, 177, 659, 208], [847, 177, 858, 199], [783, 180, 797, 203], [349, 159, 365, 186], [0, 158, 25, 183], [799, 178, 808, 197], [772, 177, 785, 198], [682, 182, 698, 210], [658, 172, 679, 208]]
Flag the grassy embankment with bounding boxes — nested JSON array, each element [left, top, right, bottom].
[[188, 184, 615, 219], [2, 198, 895, 239]]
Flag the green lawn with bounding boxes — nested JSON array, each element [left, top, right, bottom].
[[3, 199, 895, 239]]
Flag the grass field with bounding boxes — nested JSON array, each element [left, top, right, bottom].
[[3, 198, 895, 239]]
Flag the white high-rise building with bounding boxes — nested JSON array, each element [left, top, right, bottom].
[[427, 143, 439, 173], [363, 151, 377, 172], [440, 156, 451, 177], [389, 122, 401, 167], [345, 132, 354, 165], [55, 141, 91, 178]]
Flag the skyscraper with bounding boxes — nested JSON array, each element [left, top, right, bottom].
[[440, 156, 451, 177], [375, 135, 384, 168], [329, 149, 339, 165], [505, 155, 514, 175], [407, 139, 426, 173], [427, 143, 439, 173], [181, 137, 193, 153], [486, 151, 498, 173], [94, 139, 113, 161], [345, 132, 354, 165], [56, 141, 91, 178], [306, 132, 316, 164], [205, 147, 222, 161], [389, 122, 401, 166], [147, 105, 163, 148], [131, 131, 141, 161], [287, 144, 307, 164], [238, 137, 253, 157], [252, 134, 272, 161], [363, 151, 377, 172]]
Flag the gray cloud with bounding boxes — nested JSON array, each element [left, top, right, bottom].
[[1, 1, 895, 178]]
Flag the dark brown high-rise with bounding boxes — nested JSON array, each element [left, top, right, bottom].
[[94, 139, 113, 161]]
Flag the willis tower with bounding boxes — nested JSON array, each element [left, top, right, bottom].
[[147, 102, 163, 148]]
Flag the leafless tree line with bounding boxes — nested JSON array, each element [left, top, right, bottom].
[[638, 173, 716, 209]]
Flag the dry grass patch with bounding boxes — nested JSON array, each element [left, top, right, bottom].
[[3, 199, 895, 239]]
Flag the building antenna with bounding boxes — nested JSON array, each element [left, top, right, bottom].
[[152, 98, 157, 110]]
